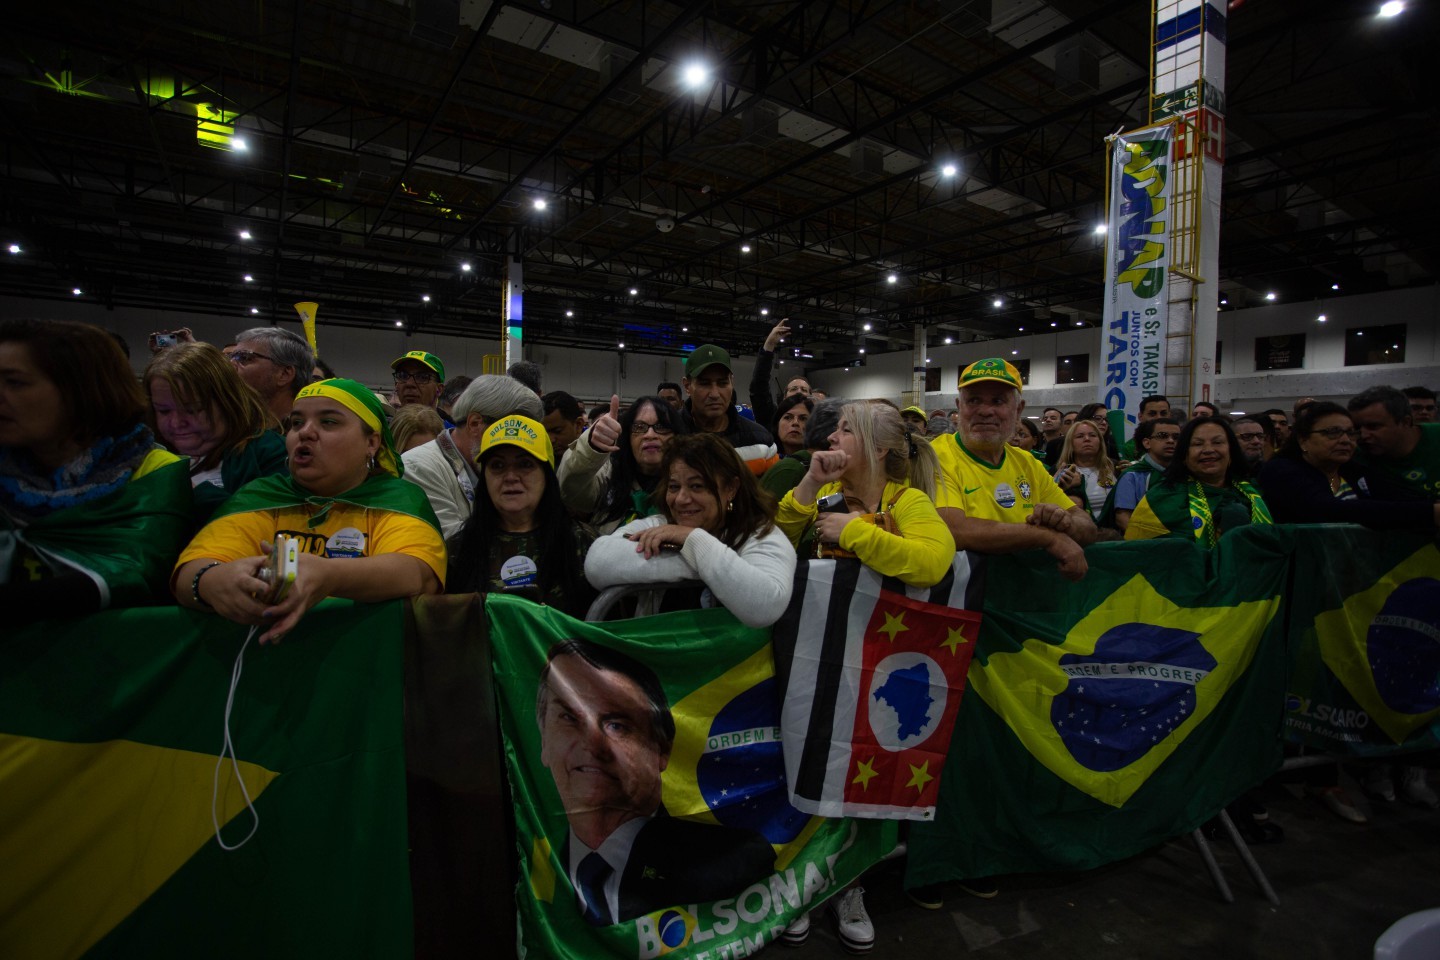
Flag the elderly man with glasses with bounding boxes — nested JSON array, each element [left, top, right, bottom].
[[228, 326, 316, 428]]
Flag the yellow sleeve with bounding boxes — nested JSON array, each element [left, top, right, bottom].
[[1027, 459, 1079, 510], [369, 511, 448, 588], [1123, 494, 1169, 541], [176, 511, 276, 568], [837, 485, 955, 588], [775, 481, 837, 549]]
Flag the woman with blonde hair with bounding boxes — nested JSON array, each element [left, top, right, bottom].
[[1053, 418, 1117, 521], [389, 403, 446, 454], [144, 341, 287, 521], [776, 400, 952, 587]]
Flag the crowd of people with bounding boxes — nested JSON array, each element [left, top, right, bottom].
[[3, 315, 1437, 951]]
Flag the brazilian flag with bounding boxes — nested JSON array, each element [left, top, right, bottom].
[[907, 526, 1291, 884], [488, 595, 896, 960], [1285, 527, 1440, 755], [0, 600, 413, 959]]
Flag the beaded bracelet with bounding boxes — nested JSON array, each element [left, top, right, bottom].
[[191, 561, 223, 608]]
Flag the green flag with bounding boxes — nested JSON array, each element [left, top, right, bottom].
[[907, 526, 1291, 884], [0, 600, 413, 959], [487, 594, 896, 959], [1285, 527, 1440, 754]]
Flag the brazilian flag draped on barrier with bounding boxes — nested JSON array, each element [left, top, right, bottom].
[[906, 526, 1293, 885], [488, 594, 897, 960], [0, 600, 413, 960], [1284, 527, 1440, 755]]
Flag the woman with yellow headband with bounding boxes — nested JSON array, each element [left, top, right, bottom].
[[172, 378, 445, 643]]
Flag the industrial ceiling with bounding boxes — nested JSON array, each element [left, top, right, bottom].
[[2, 0, 1435, 368]]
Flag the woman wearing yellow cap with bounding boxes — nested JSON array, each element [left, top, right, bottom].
[[446, 414, 596, 617], [172, 378, 446, 643]]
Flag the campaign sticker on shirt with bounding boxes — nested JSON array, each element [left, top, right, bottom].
[[994, 483, 1017, 509], [501, 554, 539, 588], [1018, 480, 1032, 501], [326, 527, 367, 558]]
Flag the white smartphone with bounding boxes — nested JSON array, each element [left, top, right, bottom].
[[259, 535, 299, 604]]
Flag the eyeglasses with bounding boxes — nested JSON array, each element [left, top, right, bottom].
[[1311, 427, 1359, 440], [393, 370, 436, 384], [1235, 432, 1266, 443], [627, 421, 675, 437], [228, 349, 275, 366]]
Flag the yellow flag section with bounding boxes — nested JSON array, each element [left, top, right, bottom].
[[968, 574, 1279, 808], [1315, 542, 1440, 745], [0, 734, 278, 960], [661, 645, 824, 872]]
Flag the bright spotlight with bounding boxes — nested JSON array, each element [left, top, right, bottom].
[[741, 244, 752, 253], [533, 198, 547, 211], [461, 262, 472, 272], [250, 307, 259, 314], [72, 287, 82, 296], [887, 274, 898, 285], [1379, 0, 1404, 16], [565, 309, 574, 317], [862, 322, 872, 331], [232, 137, 248, 152], [993, 298, 1003, 308], [243, 274, 254, 282], [7, 243, 21, 254], [395, 320, 403, 327], [760, 308, 769, 316], [941, 163, 958, 178], [422, 294, 431, 302], [239, 230, 252, 240], [1093, 223, 1107, 234], [629, 287, 639, 296], [1317, 314, 1327, 323], [1265, 292, 1277, 301], [682, 62, 709, 87]]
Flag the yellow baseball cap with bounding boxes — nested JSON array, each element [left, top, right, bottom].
[[479, 415, 555, 468], [901, 405, 928, 419], [958, 357, 1024, 392]]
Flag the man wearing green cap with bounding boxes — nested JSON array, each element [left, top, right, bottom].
[[682, 344, 777, 476], [391, 350, 445, 410], [934, 357, 1096, 582]]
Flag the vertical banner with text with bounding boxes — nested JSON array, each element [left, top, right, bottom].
[[1101, 124, 1172, 441]]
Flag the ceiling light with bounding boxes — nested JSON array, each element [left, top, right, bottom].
[[778, 360, 784, 365], [533, 198, 547, 211], [1317, 314, 1327, 323], [760, 308, 769, 316], [1331, 283, 1341, 290], [239, 230, 252, 240], [993, 298, 1003, 308], [862, 322, 872, 331], [682, 62, 710, 87], [741, 244, 751, 253], [859, 348, 866, 354], [1093, 223, 1107, 234], [682, 326, 688, 332], [1265, 292, 1277, 301], [1018, 326, 1025, 332], [395, 320, 403, 327], [1357, 331, 1364, 336], [941, 163, 958, 177], [943, 337, 952, 344], [231, 137, 248, 152], [422, 294, 431, 302], [1379, 0, 1404, 16], [629, 287, 639, 296], [887, 274, 898, 284], [7, 244, 20, 254], [250, 307, 259, 314], [618, 341, 625, 349], [461, 262, 472, 272], [71, 287, 82, 296], [243, 274, 253, 282], [1075, 320, 1083, 326], [1011, 350, 1019, 355], [1220, 298, 1228, 305], [565, 309, 574, 317]]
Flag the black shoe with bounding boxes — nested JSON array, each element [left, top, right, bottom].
[[905, 883, 945, 910], [957, 877, 999, 899]]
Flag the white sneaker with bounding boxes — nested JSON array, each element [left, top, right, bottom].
[[829, 887, 875, 954], [1363, 766, 1397, 803], [1310, 785, 1367, 824], [1400, 766, 1440, 809], [780, 911, 810, 947]]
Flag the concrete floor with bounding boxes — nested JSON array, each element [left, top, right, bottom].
[[787, 770, 1440, 959]]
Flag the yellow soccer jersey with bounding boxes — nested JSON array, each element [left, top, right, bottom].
[[934, 435, 1074, 521], [176, 501, 446, 587]]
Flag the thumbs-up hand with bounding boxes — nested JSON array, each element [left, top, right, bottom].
[[589, 394, 623, 453]]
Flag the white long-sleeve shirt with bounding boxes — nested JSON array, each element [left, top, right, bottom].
[[584, 515, 796, 628]]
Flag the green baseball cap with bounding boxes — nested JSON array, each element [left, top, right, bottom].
[[391, 350, 445, 382], [685, 344, 733, 378], [958, 357, 1023, 393]]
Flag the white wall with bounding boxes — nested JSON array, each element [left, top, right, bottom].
[[6, 282, 1435, 413], [0, 295, 754, 406]]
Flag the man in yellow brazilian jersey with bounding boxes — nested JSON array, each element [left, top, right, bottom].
[[933, 358, 1096, 582]]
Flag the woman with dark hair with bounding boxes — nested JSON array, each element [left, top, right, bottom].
[[447, 415, 596, 617], [1257, 401, 1439, 529], [1, 319, 192, 625], [173, 379, 444, 644], [1011, 417, 1044, 460], [1125, 416, 1273, 543], [558, 395, 689, 535], [585, 432, 796, 628], [772, 393, 814, 457], [144, 341, 287, 522]]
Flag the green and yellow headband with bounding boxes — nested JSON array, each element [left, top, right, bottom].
[[294, 378, 403, 478]]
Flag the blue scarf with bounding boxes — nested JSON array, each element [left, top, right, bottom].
[[0, 423, 156, 523]]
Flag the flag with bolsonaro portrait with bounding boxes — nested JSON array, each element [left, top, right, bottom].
[[488, 594, 897, 960]]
